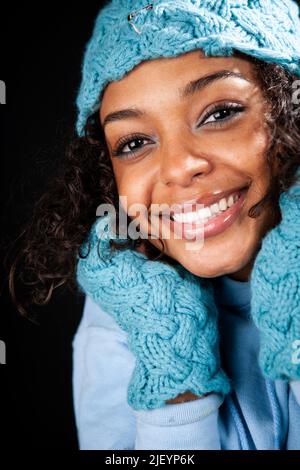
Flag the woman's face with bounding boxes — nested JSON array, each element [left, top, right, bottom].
[[100, 50, 276, 281]]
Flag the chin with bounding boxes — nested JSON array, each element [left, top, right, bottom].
[[175, 259, 236, 279], [166, 243, 256, 280]]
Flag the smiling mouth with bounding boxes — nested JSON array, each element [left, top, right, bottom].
[[157, 185, 249, 240], [169, 187, 247, 224]]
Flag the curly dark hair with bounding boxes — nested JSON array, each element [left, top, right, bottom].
[[6, 52, 300, 318]]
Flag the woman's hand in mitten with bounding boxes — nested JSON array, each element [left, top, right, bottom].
[[76, 214, 230, 410], [250, 169, 300, 381]]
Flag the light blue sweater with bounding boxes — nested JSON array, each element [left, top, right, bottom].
[[72, 275, 300, 450]]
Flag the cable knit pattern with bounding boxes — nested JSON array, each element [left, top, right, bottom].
[[250, 169, 300, 381], [76, 0, 300, 136], [76, 215, 230, 410]]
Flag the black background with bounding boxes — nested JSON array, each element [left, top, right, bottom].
[[0, 2, 107, 449], [1, 0, 300, 451]]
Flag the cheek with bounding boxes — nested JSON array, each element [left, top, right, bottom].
[[112, 161, 153, 213], [232, 121, 272, 200], [211, 118, 269, 173], [234, 121, 270, 173]]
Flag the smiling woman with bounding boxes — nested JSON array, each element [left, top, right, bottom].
[[8, 0, 300, 451], [100, 50, 278, 281]]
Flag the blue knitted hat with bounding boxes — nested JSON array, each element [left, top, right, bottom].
[[76, 0, 300, 137]]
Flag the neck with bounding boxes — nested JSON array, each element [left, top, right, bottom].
[[229, 204, 282, 283], [228, 258, 254, 282]]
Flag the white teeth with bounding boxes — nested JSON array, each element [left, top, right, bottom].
[[227, 195, 234, 207], [184, 211, 199, 223], [197, 207, 212, 220], [219, 198, 228, 212], [173, 211, 198, 223], [172, 191, 241, 224], [210, 203, 220, 214]]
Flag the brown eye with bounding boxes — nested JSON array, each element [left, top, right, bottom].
[[124, 138, 146, 153], [112, 134, 154, 159], [198, 103, 245, 128]]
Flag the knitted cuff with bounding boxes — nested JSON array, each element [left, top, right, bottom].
[[76, 215, 230, 410], [250, 170, 300, 381]]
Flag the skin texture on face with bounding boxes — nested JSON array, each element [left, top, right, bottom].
[[100, 49, 277, 282]]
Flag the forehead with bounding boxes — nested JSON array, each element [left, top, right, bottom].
[[100, 49, 255, 117]]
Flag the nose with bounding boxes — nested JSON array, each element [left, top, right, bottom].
[[159, 134, 214, 188]]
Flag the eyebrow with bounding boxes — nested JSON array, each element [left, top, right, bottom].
[[102, 70, 251, 129]]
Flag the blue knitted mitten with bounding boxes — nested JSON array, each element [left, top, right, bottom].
[[76, 214, 230, 410], [251, 170, 300, 381]]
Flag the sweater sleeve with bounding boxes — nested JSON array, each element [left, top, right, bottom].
[[72, 295, 223, 450], [72, 295, 137, 450], [290, 381, 300, 406], [134, 394, 223, 450]]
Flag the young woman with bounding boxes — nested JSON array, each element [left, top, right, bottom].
[[10, 0, 300, 450]]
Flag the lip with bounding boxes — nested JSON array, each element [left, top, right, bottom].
[[169, 185, 249, 214], [163, 186, 248, 241]]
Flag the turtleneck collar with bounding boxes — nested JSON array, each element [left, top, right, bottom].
[[212, 275, 252, 317]]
